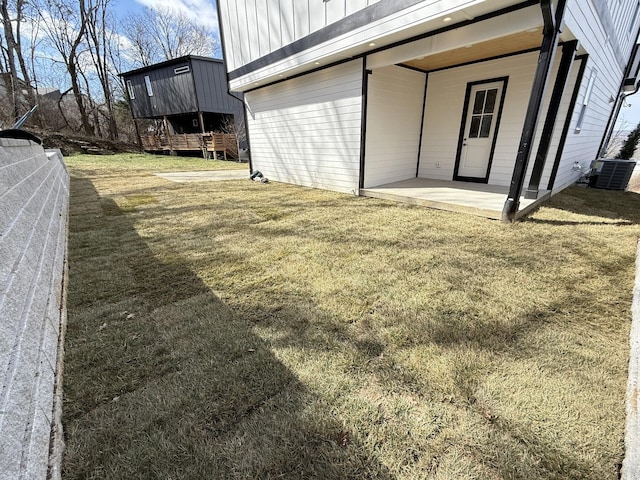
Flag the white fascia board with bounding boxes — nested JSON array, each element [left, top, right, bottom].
[[229, 0, 529, 91]]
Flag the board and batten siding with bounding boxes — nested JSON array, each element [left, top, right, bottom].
[[220, 0, 381, 72], [611, 0, 640, 51], [364, 65, 425, 188], [222, 0, 508, 91], [191, 60, 244, 115], [244, 60, 363, 194], [126, 62, 197, 118]]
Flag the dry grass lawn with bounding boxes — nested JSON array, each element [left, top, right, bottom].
[[62, 153, 639, 479]]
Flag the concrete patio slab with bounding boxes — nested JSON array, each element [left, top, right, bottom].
[[361, 177, 550, 220]]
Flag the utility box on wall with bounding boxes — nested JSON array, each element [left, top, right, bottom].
[[589, 159, 637, 190]]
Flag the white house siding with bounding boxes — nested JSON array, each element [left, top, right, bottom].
[[592, 0, 639, 66], [222, 0, 525, 91], [550, 62, 602, 194], [417, 1, 638, 193], [610, 0, 640, 49], [535, 58, 581, 190], [220, 0, 382, 72], [550, 1, 639, 193], [517, 53, 580, 191], [364, 65, 425, 188], [244, 60, 363, 194], [419, 52, 543, 186]]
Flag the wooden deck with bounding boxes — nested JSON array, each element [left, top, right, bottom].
[[140, 133, 239, 159], [360, 178, 550, 220]]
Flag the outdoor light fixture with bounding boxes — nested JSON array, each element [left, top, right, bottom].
[[443, 16, 452, 22]]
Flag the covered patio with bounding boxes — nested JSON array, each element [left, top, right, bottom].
[[360, 178, 550, 220], [359, 2, 581, 221]]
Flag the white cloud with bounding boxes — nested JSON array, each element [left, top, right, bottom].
[[134, 0, 219, 31]]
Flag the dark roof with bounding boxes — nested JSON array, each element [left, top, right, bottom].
[[118, 55, 224, 77]]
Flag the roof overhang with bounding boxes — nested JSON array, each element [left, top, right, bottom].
[[230, 0, 540, 91], [119, 55, 223, 78]]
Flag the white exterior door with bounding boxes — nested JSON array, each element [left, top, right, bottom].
[[456, 80, 505, 181]]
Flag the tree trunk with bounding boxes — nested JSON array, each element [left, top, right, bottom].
[[14, 0, 39, 124], [69, 0, 92, 136], [1, 0, 20, 120]]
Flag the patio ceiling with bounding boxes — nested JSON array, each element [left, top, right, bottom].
[[400, 27, 543, 72]]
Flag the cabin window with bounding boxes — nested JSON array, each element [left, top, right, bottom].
[[144, 75, 153, 96], [174, 65, 190, 75], [126, 80, 135, 99], [575, 69, 597, 133]]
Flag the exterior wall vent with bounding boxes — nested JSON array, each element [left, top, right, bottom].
[[174, 65, 190, 75]]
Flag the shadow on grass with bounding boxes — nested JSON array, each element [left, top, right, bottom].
[[229, 291, 610, 480], [65, 175, 628, 479], [532, 186, 640, 224], [478, 416, 602, 480], [64, 176, 395, 480]]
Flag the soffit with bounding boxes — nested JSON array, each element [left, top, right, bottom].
[[401, 27, 543, 72]]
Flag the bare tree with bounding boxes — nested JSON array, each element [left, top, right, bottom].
[[83, 0, 117, 138], [38, 0, 92, 135], [122, 7, 218, 66], [1, 0, 38, 121], [121, 12, 159, 67], [605, 118, 632, 158]]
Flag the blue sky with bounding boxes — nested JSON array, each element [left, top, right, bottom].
[[616, 92, 640, 128], [111, 0, 220, 41]]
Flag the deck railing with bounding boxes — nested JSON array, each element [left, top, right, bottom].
[[140, 132, 239, 159]]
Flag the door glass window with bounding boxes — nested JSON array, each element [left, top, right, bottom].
[[472, 91, 485, 114], [469, 116, 481, 137], [480, 115, 493, 137], [469, 88, 498, 138], [485, 89, 497, 113]]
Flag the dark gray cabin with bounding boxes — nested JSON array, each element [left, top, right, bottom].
[[120, 56, 244, 136]]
